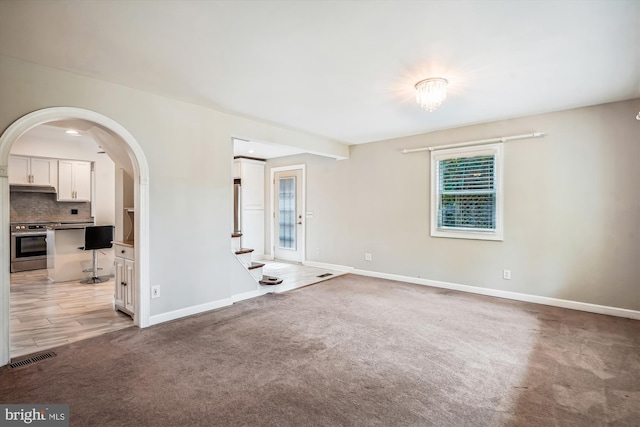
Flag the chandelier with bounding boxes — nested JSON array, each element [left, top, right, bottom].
[[415, 78, 448, 112]]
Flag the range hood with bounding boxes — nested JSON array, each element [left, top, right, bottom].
[[10, 185, 57, 194]]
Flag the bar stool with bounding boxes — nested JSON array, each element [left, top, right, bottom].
[[79, 225, 114, 284]]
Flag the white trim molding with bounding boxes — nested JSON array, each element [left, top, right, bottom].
[[149, 298, 233, 326], [352, 268, 640, 320], [232, 289, 263, 303], [0, 107, 151, 366], [303, 260, 355, 273]]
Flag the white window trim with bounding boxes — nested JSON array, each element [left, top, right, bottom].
[[430, 143, 504, 241]]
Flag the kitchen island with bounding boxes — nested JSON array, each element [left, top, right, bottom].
[[46, 222, 95, 282]]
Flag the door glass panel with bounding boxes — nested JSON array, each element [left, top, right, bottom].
[[278, 177, 296, 249]]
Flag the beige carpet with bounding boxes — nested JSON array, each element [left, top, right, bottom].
[[1, 274, 639, 426]]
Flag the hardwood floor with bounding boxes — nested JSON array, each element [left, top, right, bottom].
[[10, 270, 133, 359]]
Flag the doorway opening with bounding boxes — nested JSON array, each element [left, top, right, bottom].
[[0, 107, 150, 367], [8, 121, 133, 357]]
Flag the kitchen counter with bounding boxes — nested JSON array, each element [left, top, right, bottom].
[[48, 222, 94, 230], [47, 228, 93, 282]]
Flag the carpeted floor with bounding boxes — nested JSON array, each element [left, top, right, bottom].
[[1, 274, 639, 426]]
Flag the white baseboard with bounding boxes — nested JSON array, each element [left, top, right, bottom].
[[232, 289, 263, 303], [262, 254, 275, 261], [352, 268, 640, 321], [149, 266, 640, 327], [303, 260, 355, 273], [148, 297, 233, 326]]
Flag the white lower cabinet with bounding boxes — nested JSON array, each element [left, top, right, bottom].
[[114, 243, 135, 317]]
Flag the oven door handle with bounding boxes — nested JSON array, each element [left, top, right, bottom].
[[12, 232, 48, 237]]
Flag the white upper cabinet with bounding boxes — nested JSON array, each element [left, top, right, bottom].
[[58, 160, 91, 202], [237, 159, 265, 210], [8, 155, 56, 187], [8, 156, 29, 184]]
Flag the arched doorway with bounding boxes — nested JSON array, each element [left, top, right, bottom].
[[0, 107, 150, 366]]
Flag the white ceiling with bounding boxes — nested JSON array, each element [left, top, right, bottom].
[[24, 123, 100, 147], [0, 0, 638, 147]]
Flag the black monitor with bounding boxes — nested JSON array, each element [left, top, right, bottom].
[[84, 225, 114, 250]]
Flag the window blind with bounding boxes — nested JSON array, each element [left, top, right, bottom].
[[437, 155, 496, 230]]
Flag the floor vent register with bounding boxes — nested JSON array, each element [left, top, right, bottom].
[[9, 351, 57, 369]]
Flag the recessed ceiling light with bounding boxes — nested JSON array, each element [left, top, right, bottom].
[[65, 130, 80, 136]]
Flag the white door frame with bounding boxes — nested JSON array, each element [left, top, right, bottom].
[[0, 107, 151, 366], [269, 164, 306, 263]]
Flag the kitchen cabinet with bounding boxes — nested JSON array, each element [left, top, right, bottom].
[[8, 155, 57, 187], [239, 160, 265, 210], [58, 160, 91, 201], [114, 242, 135, 317]]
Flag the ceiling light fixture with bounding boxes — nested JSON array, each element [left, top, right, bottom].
[[65, 130, 80, 136], [415, 78, 448, 112]]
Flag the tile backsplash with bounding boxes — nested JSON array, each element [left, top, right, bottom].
[[10, 192, 93, 223]]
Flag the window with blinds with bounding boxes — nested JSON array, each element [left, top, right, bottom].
[[431, 143, 503, 241]]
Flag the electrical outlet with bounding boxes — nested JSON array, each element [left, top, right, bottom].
[[503, 270, 511, 280], [364, 253, 372, 261], [151, 286, 160, 298]]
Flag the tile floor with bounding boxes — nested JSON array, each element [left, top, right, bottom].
[[261, 260, 348, 292], [10, 270, 133, 359]]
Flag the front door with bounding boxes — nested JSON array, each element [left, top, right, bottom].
[[274, 169, 303, 262]]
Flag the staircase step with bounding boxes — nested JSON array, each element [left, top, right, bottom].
[[259, 275, 283, 285], [248, 262, 265, 270], [235, 248, 254, 255]]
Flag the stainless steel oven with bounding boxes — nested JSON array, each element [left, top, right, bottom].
[[10, 224, 49, 273]]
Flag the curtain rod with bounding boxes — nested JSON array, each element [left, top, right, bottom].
[[401, 132, 545, 154]]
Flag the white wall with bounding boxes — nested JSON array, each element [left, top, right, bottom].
[[0, 54, 349, 317], [266, 99, 640, 311]]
